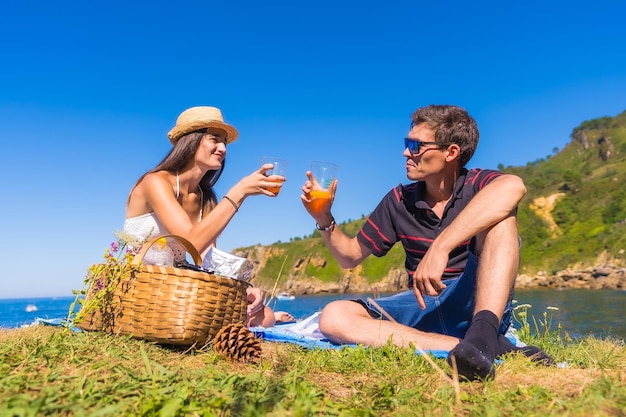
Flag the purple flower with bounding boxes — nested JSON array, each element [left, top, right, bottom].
[[110, 241, 120, 253], [127, 245, 141, 256]]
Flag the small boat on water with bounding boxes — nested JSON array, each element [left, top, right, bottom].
[[25, 304, 38, 312], [276, 291, 295, 301]]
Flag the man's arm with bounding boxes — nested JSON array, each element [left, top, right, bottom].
[[412, 174, 527, 307], [318, 225, 372, 268], [433, 174, 526, 254]]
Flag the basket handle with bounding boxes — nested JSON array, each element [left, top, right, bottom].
[[132, 234, 203, 266]]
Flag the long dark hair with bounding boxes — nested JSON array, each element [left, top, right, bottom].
[[128, 130, 225, 214]]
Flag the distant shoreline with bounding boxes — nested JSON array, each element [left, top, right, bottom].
[[3, 262, 625, 300]]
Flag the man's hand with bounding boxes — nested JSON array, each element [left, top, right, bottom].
[[300, 171, 337, 223], [412, 248, 448, 309]]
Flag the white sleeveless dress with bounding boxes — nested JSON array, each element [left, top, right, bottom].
[[123, 172, 201, 263], [123, 213, 187, 262]]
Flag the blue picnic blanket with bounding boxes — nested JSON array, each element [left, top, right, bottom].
[[35, 313, 525, 361], [250, 312, 527, 359]]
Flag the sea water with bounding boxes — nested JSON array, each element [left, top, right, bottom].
[[1, 290, 624, 341], [269, 289, 626, 341], [0, 296, 78, 328]]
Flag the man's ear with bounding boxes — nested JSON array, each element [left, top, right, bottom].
[[445, 144, 462, 162]]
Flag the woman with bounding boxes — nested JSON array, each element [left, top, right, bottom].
[[124, 105, 294, 327]]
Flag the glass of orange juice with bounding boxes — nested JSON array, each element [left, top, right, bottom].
[[309, 161, 338, 212], [260, 157, 288, 195]]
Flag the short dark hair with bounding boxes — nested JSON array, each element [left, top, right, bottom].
[[410, 105, 479, 167]]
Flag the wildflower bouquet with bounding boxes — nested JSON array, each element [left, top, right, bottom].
[[67, 232, 250, 345], [68, 232, 143, 330]]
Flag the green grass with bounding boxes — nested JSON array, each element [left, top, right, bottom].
[[1, 307, 625, 416]]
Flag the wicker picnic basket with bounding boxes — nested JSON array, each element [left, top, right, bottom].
[[76, 234, 250, 346]]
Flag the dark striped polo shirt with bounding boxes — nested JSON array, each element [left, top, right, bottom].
[[356, 168, 503, 286]]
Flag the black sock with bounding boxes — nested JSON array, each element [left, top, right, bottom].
[[463, 310, 499, 361], [496, 334, 555, 366], [448, 310, 499, 381]]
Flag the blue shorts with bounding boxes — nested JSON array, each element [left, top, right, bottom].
[[357, 253, 513, 338]]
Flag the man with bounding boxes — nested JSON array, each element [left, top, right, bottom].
[[300, 104, 553, 381]]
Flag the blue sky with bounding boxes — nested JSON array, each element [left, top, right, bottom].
[[2, 1, 625, 298]]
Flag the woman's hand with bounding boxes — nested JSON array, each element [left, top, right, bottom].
[[246, 287, 265, 316], [229, 165, 287, 203]]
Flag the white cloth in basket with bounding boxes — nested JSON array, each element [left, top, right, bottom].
[[202, 247, 252, 282]]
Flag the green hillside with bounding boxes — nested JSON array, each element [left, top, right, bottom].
[[242, 110, 626, 288], [504, 110, 626, 274]]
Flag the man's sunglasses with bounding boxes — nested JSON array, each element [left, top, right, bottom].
[[404, 138, 453, 155]]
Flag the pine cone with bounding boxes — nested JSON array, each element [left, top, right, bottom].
[[213, 323, 262, 364]]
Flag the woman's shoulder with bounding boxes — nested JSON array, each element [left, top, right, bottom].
[[135, 171, 175, 198], [127, 171, 173, 218], [141, 170, 171, 186]]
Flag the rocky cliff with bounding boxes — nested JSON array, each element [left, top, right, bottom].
[[236, 245, 626, 295], [235, 246, 407, 295]]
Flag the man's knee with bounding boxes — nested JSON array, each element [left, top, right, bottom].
[[319, 300, 344, 335], [319, 300, 364, 336]]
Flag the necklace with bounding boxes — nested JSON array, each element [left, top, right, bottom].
[[176, 170, 203, 221]]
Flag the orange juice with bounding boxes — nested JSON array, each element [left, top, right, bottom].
[[265, 181, 282, 195], [266, 186, 281, 194], [309, 189, 331, 213]]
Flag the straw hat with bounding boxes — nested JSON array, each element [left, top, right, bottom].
[[167, 106, 239, 145]]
